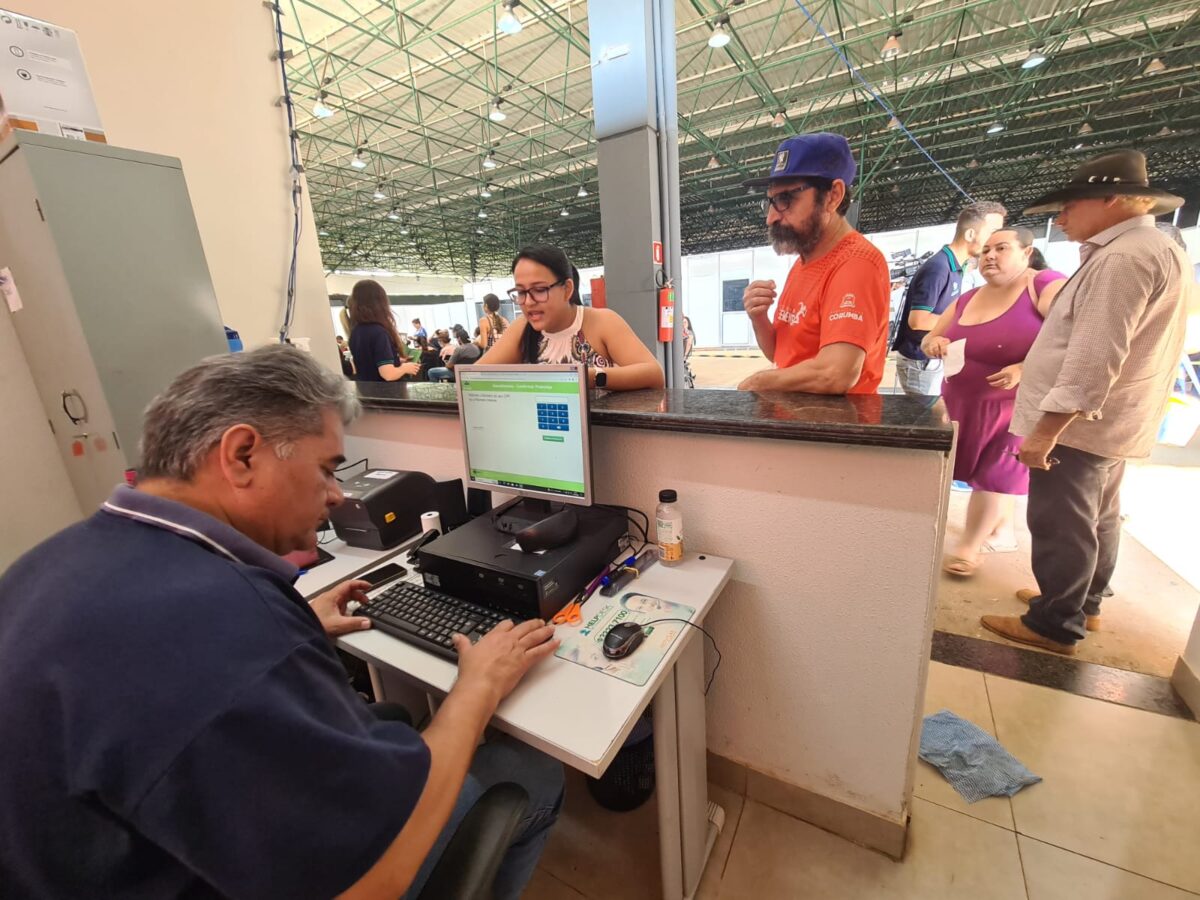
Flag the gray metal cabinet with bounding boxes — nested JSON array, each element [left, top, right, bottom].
[[0, 131, 227, 511]]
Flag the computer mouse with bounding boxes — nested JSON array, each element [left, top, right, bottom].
[[515, 507, 579, 553], [602, 622, 646, 659]]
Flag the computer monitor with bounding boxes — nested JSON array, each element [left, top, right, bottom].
[[455, 364, 593, 521]]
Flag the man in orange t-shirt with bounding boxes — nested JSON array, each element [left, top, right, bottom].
[[738, 133, 890, 394]]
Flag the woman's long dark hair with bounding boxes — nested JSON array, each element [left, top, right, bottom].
[[511, 245, 582, 364], [482, 293, 507, 338], [347, 280, 403, 355]]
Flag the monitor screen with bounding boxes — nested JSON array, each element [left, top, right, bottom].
[[455, 364, 592, 506]]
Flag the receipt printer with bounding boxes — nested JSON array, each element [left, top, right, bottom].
[[330, 469, 437, 550]]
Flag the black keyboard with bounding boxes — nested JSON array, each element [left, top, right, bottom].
[[359, 581, 523, 662]]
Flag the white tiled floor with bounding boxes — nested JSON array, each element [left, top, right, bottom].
[[527, 661, 1200, 899]]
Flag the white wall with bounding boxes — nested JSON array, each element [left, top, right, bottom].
[[18, 1, 337, 372], [345, 410, 952, 826]]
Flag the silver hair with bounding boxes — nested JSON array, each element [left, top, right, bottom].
[[139, 344, 360, 481]]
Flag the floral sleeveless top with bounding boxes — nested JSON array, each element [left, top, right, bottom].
[[536, 306, 610, 368]]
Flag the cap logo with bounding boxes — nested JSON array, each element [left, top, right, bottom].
[[774, 150, 789, 173], [1086, 175, 1123, 183]]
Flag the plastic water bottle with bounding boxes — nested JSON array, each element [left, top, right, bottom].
[[655, 489, 684, 566]]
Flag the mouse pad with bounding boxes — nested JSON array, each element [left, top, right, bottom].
[[554, 592, 695, 686]]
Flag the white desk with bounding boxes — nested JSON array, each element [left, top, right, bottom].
[[294, 538, 410, 599], [338, 550, 733, 900]]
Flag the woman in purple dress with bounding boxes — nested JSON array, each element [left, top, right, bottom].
[[922, 228, 1067, 577]]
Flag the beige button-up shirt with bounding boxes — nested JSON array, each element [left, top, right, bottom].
[[1011, 215, 1189, 459]]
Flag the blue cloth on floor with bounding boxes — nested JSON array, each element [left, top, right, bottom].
[[919, 710, 1041, 803]]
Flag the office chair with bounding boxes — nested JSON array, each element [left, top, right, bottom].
[[370, 704, 531, 900]]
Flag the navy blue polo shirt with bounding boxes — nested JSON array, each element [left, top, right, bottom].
[[0, 486, 430, 899], [891, 246, 964, 360], [350, 322, 399, 382]]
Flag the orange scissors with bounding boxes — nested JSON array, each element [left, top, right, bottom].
[[551, 566, 610, 626]]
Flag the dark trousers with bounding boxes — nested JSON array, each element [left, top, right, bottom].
[[1022, 444, 1125, 644]]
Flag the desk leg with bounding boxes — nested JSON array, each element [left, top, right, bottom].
[[654, 633, 724, 900]]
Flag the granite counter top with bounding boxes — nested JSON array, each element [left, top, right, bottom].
[[353, 382, 953, 451]]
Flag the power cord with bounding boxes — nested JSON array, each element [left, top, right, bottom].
[[639, 618, 722, 695], [334, 457, 369, 481], [598, 503, 650, 548]]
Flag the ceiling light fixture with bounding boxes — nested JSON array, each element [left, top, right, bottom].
[[312, 92, 335, 119], [350, 147, 368, 169], [318, 230, 329, 236], [1078, 121, 1094, 135], [547, 225, 555, 233], [881, 30, 902, 60], [967, 159, 979, 169], [386, 210, 400, 220], [482, 150, 498, 169], [489, 97, 507, 122], [478, 209, 488, 218], [986, 122, 1005, 134], [706, 155, 719, 169], [481, 183, 493, 198], [498, 1, 522, 35], [576, 185, 588, 198], [476, 227, 485, 234], [1157, 125, 1173, 136], [560, 208, 569, 217], [399, 225, 409, 234], [887, 116, 901, 130], [373, 185, 387, 201], [1144, 57, 1166, 75], [708, 15, 732, 49], [1020, 46, 1047, 69], [772, 111, 785, 128]]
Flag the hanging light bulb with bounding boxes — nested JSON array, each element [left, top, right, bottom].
[[482, 150, 498, 169], [1020, 46, 1047, 69], [350, 147, 368, 169], [708, 15, 732, 49], [772, 111, 785, 128], [498, 0, 522, 35], [1144, 57, 1166, 75], [560, 208, 569, 217], [481, 183, 493, 198], [312, 92, 335, 119], [547, 225, 555, 233], [478, 209, 488, 219], [881, 31, 902, 60], [489, 97, 507, 122], [1078, 121, 1094, 135], [373, 185, 387, 201], [576, 185, 588, 198], [706, 155, 719, 170], [986, 122, 1005, 134]]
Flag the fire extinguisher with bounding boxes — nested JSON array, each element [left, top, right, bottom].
[[658, 282, 675, 343]]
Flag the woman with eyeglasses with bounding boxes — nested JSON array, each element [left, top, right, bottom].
[[479, 245, 665, 391]]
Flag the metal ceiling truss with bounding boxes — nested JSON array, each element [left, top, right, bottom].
[[282, 0, 1200, 277]]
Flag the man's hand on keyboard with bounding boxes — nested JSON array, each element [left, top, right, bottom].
[[308, 579, 372, 636], [452, 619, 558, 705]]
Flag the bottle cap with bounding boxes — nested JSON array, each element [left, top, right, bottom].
[[659, 489, 677, 503]]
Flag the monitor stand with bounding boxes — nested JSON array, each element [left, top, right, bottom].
[[492, 497, 565, 535]]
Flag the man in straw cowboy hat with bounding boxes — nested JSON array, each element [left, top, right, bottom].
[[980, 150, 1189, 655]]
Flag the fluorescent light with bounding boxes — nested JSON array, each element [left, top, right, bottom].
[[498, 1, 522, 35], [576, 185, 588, 198], [560, 208, 569, 217], [1144, 57, 1166, 75], [483, 151, 497, 169], [481, 184, 493, 198], [708, 18, 731, 49], [312, 93, 335, 119], [986, 122, 1005, 134], [489, 98, 507, 122], [881, 32, 901, 60], [350, 149, 368, 169], [1021, 48, 1047, 69]]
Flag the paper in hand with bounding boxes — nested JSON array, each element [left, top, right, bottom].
[[943, 338, 967, 379]]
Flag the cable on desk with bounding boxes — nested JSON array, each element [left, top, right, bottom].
[[335, 457, 369, 481], [598, 504, 650, 548], [640, 618, 722, 695]]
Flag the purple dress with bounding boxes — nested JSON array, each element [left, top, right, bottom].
[[942, 269, 1064, 495]]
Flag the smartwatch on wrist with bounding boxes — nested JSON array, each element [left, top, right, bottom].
[[594, 371, 607, 389]]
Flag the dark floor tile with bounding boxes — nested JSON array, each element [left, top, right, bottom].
[[931, 630, 1194, 720]]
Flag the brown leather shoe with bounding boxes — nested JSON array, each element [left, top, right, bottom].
[[1015, 589, 1101, 631], [981, 615, 1077, 655]]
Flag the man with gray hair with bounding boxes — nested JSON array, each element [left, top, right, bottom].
[[980, 150, 1189, 655], [0, 345, 562, 898]]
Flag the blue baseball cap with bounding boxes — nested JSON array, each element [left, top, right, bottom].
[[743, 133, 857, 190]]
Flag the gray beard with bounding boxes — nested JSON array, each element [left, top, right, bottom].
[[769, 208, 826, 259]]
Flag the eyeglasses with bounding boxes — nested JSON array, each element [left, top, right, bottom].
[[760, 185, 815, 215], [507, 279, 566, 304]]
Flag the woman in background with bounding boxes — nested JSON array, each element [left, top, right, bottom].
[[922, 228, 1067, 577], [347, 280, 420, 382], [477, 293, 509, 350], [480, 245, 664, 391]]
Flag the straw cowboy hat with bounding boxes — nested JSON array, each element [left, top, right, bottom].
[[1024, 149, 1183, 216]]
